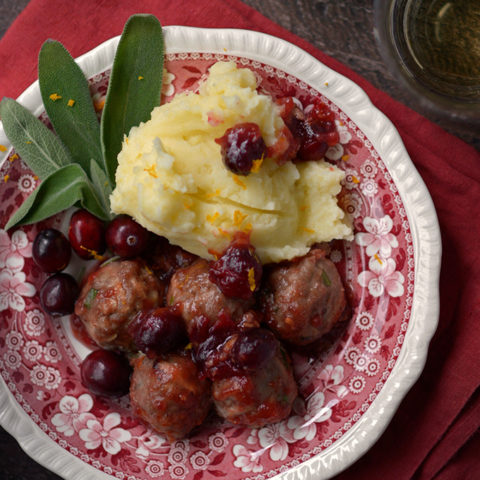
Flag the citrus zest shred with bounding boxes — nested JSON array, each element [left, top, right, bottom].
[[206, 189, 221, 199], [207, 247, 221, 259], [0, 145, 7, 152], [10, 153, 19, 162], [352, 176, 360, 184], [144, 165, 158, 178], [342, 154, 350, 162], [233, 210, 247, 226], [302, 227, 315, 234], [206, 212, 220, 224], [248, 267, 256, 292], [250, 154, 264, 173], [3, 174, 9, 183], [138, 75, 144, 80], [49, 93, 62, 101], [67, 99, 76, 107], [144, 264, 153, 275], [242, 223, 253, 234], [94, 98, 105, 112], [374, 254, 383, 265], [233, 175, 246, 189], [217, 228, 231, 239], [79, 245, 105, 261]]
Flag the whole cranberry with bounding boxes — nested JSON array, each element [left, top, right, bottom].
[[105, 215, 150, 257], [81, 349, 131, 397], [68, 210, 106, 260], [196, 328, 278, 381], [32, 228, 71, 273], [40, 273, 79, 316], [230, 329, 278, 371], [296, 102, 340, 161], [209, 235, 262, 300], [215, 122, 266, 175], [128, 307, 188, 356]]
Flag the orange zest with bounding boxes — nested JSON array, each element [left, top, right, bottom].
[[144, 165, 158, 178], [232, 175, 246, 189], [248, 267, 256, 292]]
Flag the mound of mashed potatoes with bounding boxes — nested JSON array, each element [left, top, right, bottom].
[[110, 61, 352, 263]]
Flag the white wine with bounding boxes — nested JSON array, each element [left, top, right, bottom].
[[402, 0, 480, 99]]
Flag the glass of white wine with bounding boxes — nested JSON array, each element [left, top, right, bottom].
[[374, 0, 480, 125]]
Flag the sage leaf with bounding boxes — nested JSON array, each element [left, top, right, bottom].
[[38, 40, 103, 172], [5, 163, 108, 230], [89, 158, 112, 214], [0, 97, 72, 179], [101, 14, 164, 185], [79, 177, 111, 221]]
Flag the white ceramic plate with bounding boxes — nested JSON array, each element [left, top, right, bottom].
[[0, 26, 441, 480]]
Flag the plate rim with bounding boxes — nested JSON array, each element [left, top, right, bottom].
[[0, 25, 441, 480]]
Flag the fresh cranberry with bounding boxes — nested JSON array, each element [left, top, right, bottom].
[[32, 228, 71, 273], [128, 307, 188, 356], [188, 314, 213, 345], [215, 122, 266, 175], [81, 349, 131, 397], [40, 273, 79, 316], [144, 236, 198, 282], [195, 328, 278, 381], [106, 215, 150, 257], [194, 325, 236, 379], [68, 210, 106, 260], [297, 102, 339, 161], [276, 97, 305, 136], [209, 234, 262, 300], [276, 97, 339, 162], [230, 329, 278, 371]]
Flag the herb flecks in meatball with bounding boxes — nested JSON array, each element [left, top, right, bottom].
[[75, 259, 165, 352], [212, 343, 297, 428], [167, 259, 254, 341], [260, 248, 346, 345], [129, 353, 211, 440]]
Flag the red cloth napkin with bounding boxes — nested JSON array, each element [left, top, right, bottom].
[[1, 1, 479, 479]]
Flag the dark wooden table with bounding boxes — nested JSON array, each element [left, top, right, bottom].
[[0, 1, 477, 479]]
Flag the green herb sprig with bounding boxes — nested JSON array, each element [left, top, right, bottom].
[[0, 14, 164, 230]]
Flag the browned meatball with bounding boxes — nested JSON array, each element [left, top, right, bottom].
[[167, 259, 254, 341], [260, 248, 346, 345], [129, 353, 211, 440], [75, 259, 165, 351], [212, 345, 297, 427]]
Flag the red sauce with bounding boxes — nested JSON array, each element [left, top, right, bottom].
[[70, 314, 98, 349]]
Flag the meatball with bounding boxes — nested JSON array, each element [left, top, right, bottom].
[[212, 344, 297, 427], [129, 353, 211, 440], [167, 259, 254, 342], [75, 259, 165, 351], [260, 248, 346, 345]]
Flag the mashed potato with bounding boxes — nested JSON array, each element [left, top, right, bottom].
[[110, 61, 352, 263]]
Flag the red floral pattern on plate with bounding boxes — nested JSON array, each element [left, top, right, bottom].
[[0, 53, 414, 480]]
